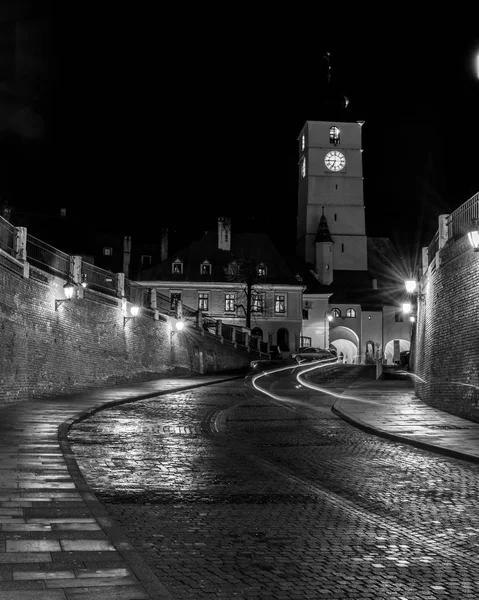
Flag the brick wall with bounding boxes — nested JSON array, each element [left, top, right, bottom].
[[0, 263, 252, 406], [415, 235, 479, 423]]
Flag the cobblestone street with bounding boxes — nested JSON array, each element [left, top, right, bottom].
[[69, 367, 479, 599]]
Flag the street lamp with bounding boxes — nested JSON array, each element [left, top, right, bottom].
[[123, 305, 140, 326], [405, 279, 417, 294], [55, 280, 78, 310], [402, 302, 412, 314], [323, 311, 333, 348], [467, 218, 479, 251], [170, 319, 186, 341]]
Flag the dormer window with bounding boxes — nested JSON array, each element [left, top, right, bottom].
[[301, 156, 306, 178], [103, 247, 112, 256], [227, 261, 238, 276], [301, 134, 305, 151], [257, 263, 267, 277], [172, 258, 183, 274], [200, 260, 212, 275], [329, 126, 340, 145]]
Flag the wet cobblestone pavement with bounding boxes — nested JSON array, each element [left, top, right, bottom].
[[69, 366, 479, 599]]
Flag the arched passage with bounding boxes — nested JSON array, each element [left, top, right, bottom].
[[329, 326, 360, 364], [384, 339, 410, 365]]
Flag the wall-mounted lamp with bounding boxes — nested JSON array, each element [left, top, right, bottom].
[[404, 279, 426, 302], [170, 319, 185, 340], [123, 305, 140, 326], [81, 273, 88, 288], [409, 315, 416, 323], [402, 302, 412, 314], [55, 280, 78, 310], [467, 218, 479, 251]]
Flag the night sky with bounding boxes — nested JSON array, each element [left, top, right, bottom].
[[2, 11, 478, 264]]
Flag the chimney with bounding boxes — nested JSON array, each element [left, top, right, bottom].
[[218, 217, 231, 251], [160, 228, 168, 261], [123, 235, 131, 277]]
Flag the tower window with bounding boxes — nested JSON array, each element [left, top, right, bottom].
[[334, 213, 337, 221], [257, 263, 267, 277], [330, 126, 340, 145], [331, 308, 341, 318], [341, 243, 344, 253], [103, 247, 112, 256], [301, 156, 306, 178], [346, 308, 356, 318]]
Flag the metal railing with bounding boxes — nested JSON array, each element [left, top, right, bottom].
[[82, 261, 117, 297], [447, 191, 479, 241], [0, 216, 14, 255], [26, 233, 70, 278]]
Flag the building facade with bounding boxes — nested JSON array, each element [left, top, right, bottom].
[[137, 219, 304, 354]]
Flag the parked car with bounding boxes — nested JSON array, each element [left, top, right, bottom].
[[289, 347, 336, 363]]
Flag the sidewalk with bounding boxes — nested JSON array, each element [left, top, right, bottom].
[[332, 377, 479, 464], [0, 372, 245, 600]]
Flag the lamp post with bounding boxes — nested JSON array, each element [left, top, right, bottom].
[[324, 311, 333, 348]]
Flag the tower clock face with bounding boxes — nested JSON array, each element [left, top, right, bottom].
[[324, 151, 346, 172]]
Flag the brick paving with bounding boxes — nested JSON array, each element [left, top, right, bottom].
[[0, 372, 244, 600], [67, 365, 479, 599]]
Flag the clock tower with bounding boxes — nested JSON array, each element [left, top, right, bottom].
[[296, 120, 367, 274]]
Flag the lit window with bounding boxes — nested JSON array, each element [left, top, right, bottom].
[[225, 293, 235, 312], [275, 294, 286, 313], [300, 336, 311, 347], [301, 156, 306, 178], [257, 263, 267, 277], [170, 293, 181, 310], [346, 308, 356, 318], [301, 134, 305, 151], [330, 126, 340, 145], [332, 308, 341, 318], [103, 247, 112, 256], [200, 261, 212, 275], [172, 259, 183, 274], [198, 293, 209, 311], [141, 255, 152, 266], [251, 293, 265, 313]]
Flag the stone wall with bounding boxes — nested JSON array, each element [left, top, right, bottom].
[[415, 234, 479, 423], [0, 261, 252, 406]]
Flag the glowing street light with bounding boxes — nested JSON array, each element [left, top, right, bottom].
[[124, 305, 140, 326], [402, 302, 412, 314], [468, 218, 479, 251], [405, 280, 417, 294]]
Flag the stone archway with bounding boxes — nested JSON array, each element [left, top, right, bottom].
[[329, 326, 360, 364], [384, 339, 410, 365]]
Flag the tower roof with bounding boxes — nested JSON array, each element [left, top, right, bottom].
[[314, 214, 333, 243]]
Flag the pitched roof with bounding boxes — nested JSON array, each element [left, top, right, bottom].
[[314, 214, 333, 243], [137, 230, 300, 285]]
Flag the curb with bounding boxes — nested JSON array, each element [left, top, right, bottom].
[[331, 402, 479, 465], [57, 374, 245, 600]]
